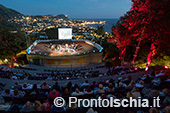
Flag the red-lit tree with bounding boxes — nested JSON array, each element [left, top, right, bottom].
[[113, 0, 170, 69]]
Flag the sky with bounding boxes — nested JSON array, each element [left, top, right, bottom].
[[0, 0, 132, 19]]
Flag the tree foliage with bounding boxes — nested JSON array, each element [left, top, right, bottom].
[[0, 29, 26, 59], [113, 0, 170, 62]]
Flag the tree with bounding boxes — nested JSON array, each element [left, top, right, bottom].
[[0, 29, 26, 59], [113, 0, 170, 69]]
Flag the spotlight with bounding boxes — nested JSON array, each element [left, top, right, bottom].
[[165, 66, 168, 69]]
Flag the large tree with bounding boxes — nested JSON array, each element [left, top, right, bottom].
[[113, 0, 170, 68], [0, 29, 26, 59]]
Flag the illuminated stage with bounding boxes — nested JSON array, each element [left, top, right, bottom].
[[26, 39, 103, 67]]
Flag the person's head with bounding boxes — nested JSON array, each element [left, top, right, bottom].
[[163, 88, 170, 96], [35, 89, 40, 94], [132, 87, 139, 92], [164, 106, 170, 113], [64, 88, 70, 95], [127, 75, 132, 81], [14, 89, 19, 96], [150, 90, 160, 97], [75, 88, 80, 93], [52, 89, 57, 94], [119, 82, 124, 87], [34, 100, 42, 109], [5, 89, 10, 94], [108, 83, 113, 89], [139, 80, 144, 85], [86, 87, 91, 92], [23, 83, 27, 88], [126, 92, 133, 98], [25, 90, 31, 95], [74, 84, 79, 88], [85, 80, 88, 83], [149, 108, 159, 113], [130, 81, 135, 85], [43, 81, 47, 86], [93, 81, 96, 85], [25, 101, 31, 108], [99, 84, 103, 89], [15, 81, 19, 85], [55, 82, 58, 86], [109, 79, 114, 84], [32, 84, 37, 89], [67, 82, 72, 88], [101, 94, 106, 99]]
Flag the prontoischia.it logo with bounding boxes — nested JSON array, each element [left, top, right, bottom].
[[54, 97, 161, 108]]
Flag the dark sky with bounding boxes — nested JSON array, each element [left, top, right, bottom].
[[0, 0, 132, 18]]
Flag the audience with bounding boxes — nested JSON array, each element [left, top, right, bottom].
[[20, 101, 35, 112], [49, 89, 59, 99], [41, 81, 50, 89], [72, 88, 84, 96], [12, 89, 23, 98], [0, 67, 170, 113]]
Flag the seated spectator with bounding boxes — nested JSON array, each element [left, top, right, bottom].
[[81, 80, 90, 87], [163, 88, 170, 106], [136, 80, 144, 88], [147, 90, 160, 99], [72, 84, 79, 92], [156, 70, 164, 77], [84, 87, 93, 94], [126, 75, 132, 85], [105, 83, 114, 92], [149, 107, 159, 113], [49, 89, 59, 99], [51, 105, 66, 113], [90, 81, 98, 90], [72, 88, 84, 96], [33, 89, 47, 98], [0, 82, 7, 88], [131, 87, 141, 99], [52, 82, 60, 91], [95, 84, 105, 94], [164, 106, 170, 113], [115, 82, 126, 92], [24, 90, 33, 98], [67, 98, 78, 109], [0, 103, 11, 111], [13, 81, 22, 90], [126, 92, 133, 98], [32, 84, 38, 92], [41, 81, 49, 89], [46, 75, 52, 80], [150, 70, 155, 77], [63, 88, 70, 96], [12, 89, 23, 98], [66, 82, 72, 90], [22, 83, 32, 90], [3, 89, 12, 97], [20, 101, 35, 112], [34, 100, 48, 111], [126, 81, 135, 90]]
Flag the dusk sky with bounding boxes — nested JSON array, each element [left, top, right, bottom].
[[0, 0, 132, 19]]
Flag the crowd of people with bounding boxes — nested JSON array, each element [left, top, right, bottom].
[[0, 69, 170, 113], [0, 67, 101, 81]]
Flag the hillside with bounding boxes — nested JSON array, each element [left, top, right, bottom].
[[0, 4, 22, 19]]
